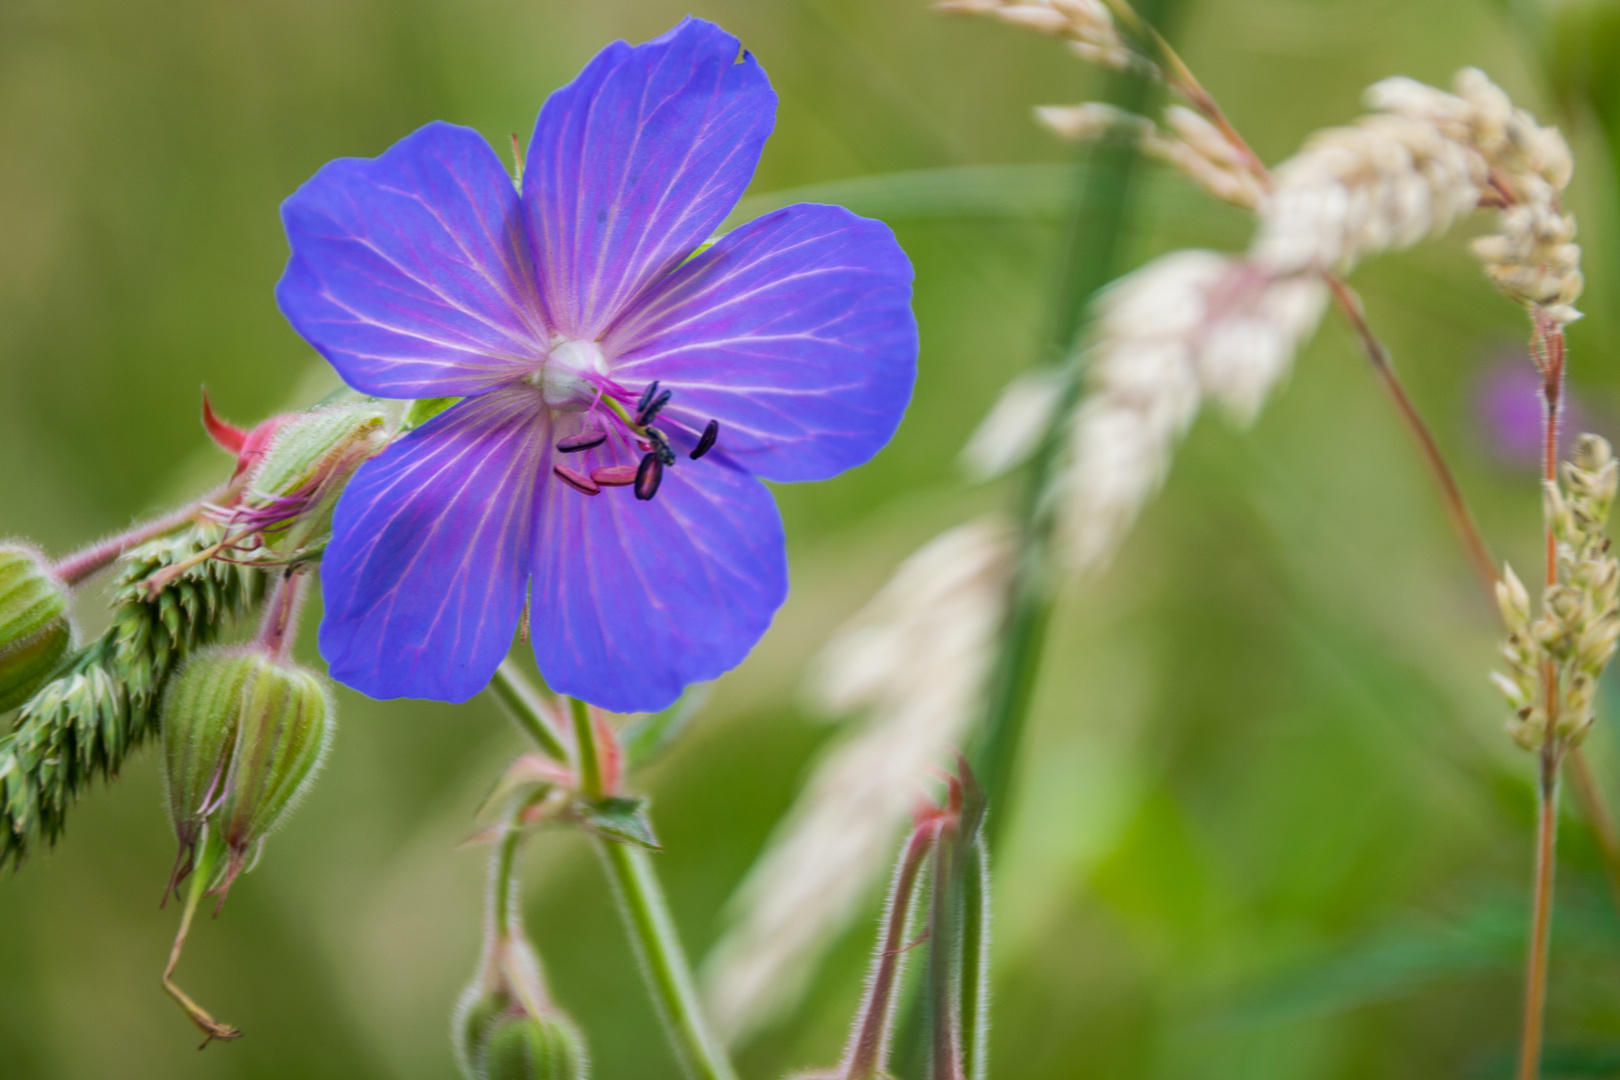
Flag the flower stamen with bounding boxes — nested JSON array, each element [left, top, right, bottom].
[[635, 455, 664, 501], [691, 420, 720, 460], [557, 431, 608, 453], [553, 465, 601, 496], [591, 465, 638, 487]]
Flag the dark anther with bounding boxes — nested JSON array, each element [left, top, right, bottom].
[[645, 427, 677, 466], [557, 431, 607, 453], [635, 453, 663, 501], [635, 381, 661, 416], [690, 419, 719, 460], [553, 464, 601, 496], [637, 389, 673, 427]]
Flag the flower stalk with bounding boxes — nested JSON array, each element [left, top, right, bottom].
[[840, 820, 940, 1079], [161, 825, 242, 1049], [488, 661, 735, 1080], [1517, 321, 1566, 1080], [569, 697, 603, 801], [598, 840, 738, 1080], [1519, 746, 1560, 1080], [50, 486, 232, 588], [253, 570, 308, 663], [488, 661, 570, 763]]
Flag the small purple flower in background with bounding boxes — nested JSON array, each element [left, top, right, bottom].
[[276, 18, 917, 711], [1475, 356, 1588, 468]]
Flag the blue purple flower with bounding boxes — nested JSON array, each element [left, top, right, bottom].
[[276, 18, 917, 711]]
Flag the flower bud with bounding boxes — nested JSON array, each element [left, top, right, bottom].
[[217, 655, 333, 887], [482, 1013, 587, 1080], [0, 545, 71, 711], [245, 404, 387, 557], [160, 647, 261, 870], [454, 987, 515, 1079]]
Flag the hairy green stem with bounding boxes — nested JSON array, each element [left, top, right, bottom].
[[970, 0, 1178, 844], [957, 837, 989, 1080], [927, 824, 964, 1080], [488, 661, 733, 1080], [488, 660, 569, 762], [492, 825, 522, 942], [598, 840, 738, 1080], [570, 696, 603, 799]]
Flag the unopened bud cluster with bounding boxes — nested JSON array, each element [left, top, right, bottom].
[[1493, 435, 1620, 751], [935, 0, 1141, 71]]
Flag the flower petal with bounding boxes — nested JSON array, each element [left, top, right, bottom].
[[605, 203, 918, 483], [523, 17, 775, 339], [530, 450, 787, 713], [318, 387, 547, 702], [277, 121, 547, 399]]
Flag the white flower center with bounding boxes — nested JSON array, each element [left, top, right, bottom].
[[535, 339, 607, 410]]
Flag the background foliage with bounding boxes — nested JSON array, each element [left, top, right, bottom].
[[2, 0, 1619, 1077]]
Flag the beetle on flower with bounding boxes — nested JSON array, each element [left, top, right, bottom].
[[276, 17, 918, 712]]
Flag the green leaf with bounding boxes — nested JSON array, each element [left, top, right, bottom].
[[582, 796, 661, 850], [403, 396, 462, 431]]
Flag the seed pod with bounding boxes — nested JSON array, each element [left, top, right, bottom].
[[160, 647, 261, 869], [218, 657, 333, 888], [0, 545, 71, 712], [482, 1013, 588, 1080]]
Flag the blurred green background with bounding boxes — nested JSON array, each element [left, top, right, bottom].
[[3, 0, 1620, 1077]]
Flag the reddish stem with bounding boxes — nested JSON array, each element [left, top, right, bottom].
[[1323, 274, 1499, 596], [843, 820, 941, 1079], [1517, 313, 1567, 1080], [254, 571, 307, 662], [49, 485, 232, 587], [1518, 747, 1561, 1080]]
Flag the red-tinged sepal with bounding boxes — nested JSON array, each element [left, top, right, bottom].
[[201, 391, 296, 480], [201, 391, 248, 456]]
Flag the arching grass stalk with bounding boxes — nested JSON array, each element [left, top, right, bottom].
[[486, 662, 736, 1080]]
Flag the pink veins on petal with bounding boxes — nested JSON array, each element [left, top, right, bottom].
[[276, 16, 918, 711]]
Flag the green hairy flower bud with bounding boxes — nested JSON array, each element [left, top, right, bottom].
[[218, 656, 333, 884], [455, 988, 515, 1078], [160, 648, 260, 862], [245, 404, 388, 557], [455, 988, 588, 1080], [482, 1013, 587, 1080], [0, 545, 71, 712], [159, 642, 332, 897]]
